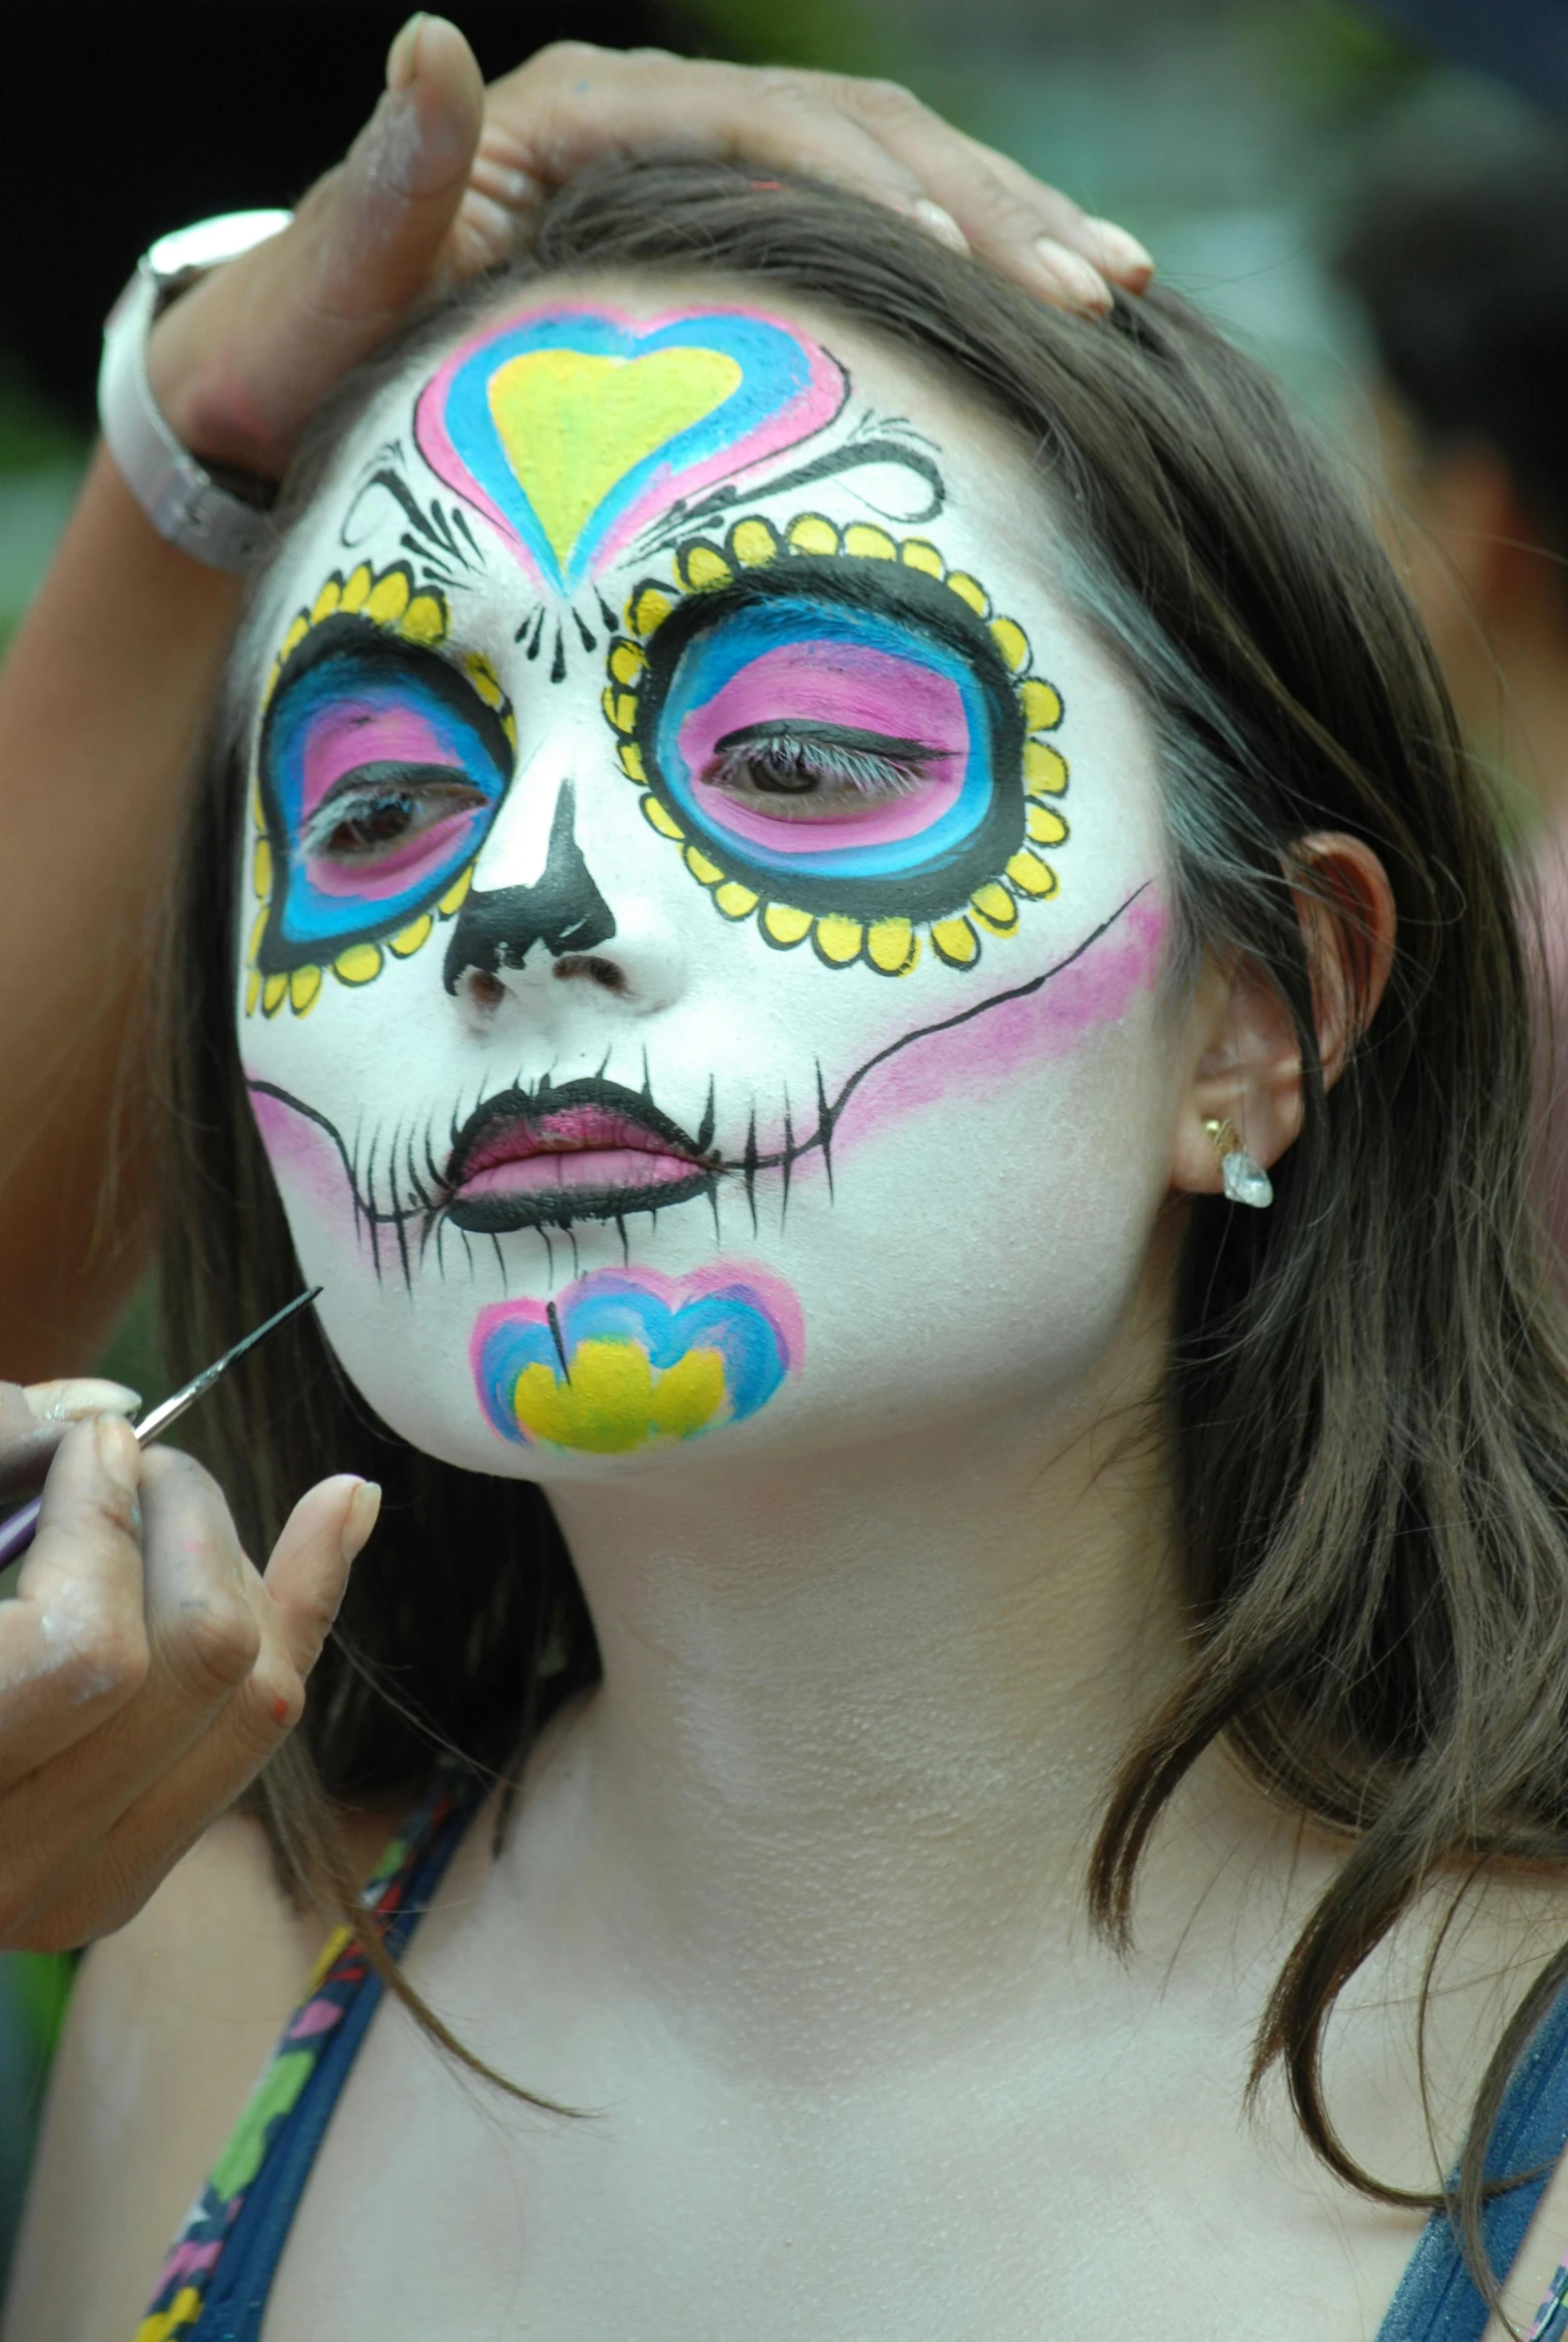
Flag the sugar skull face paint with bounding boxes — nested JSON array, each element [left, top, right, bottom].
[[238, 280, 1180, 1485]]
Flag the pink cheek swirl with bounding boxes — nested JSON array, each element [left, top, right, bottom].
[[674, 641, 971, 858]]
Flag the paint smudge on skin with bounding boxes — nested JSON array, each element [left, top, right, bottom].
[[471, 1263, 803, 1453], [829, 888, 1169, 1161], [414, 307, 848, 594]]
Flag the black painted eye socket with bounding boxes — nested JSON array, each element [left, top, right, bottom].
[[631, 560, 1025, 925]]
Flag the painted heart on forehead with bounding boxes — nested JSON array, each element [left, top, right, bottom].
[[413, 307, 849, 595]]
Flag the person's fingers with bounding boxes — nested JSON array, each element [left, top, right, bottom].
[[0, 1420, 150, 1789], [7, 1475, 381, 1948], [467, 45, 1152, 315], [0, 1379, 140, 1506], [146, 13, 485, 474]]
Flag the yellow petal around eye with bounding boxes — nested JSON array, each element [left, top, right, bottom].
[[334, 942, 385, 987], [245, 969, 262, 1017], [438, 866, 473, 916], [865, 917, 919, 975], [728, 518, 779, 567], [970, 883, 1018, 934], [251, 779, 266, 831], [280, 613, 310, 661], [900, 538, 945, 576], [844, 523, 897, 561], [1008, 849, 1060, 898], [713, 881, 760, 919], [990, 616, 1030, 671], [389, 914, 433, 957], [1020, 679, 1064, 733], [680, 543, 731, 591], [812, 914, 864, 965], [930, 916, 980, 967], [311, 576, 343, 624], [761, 902, 813, 948], [400, 593, 447, 645], [609, 639, 646, 686], [945, 570, 989, 617], [365, 570, 411, 627], [602, 686, 638, 735], [464, 652, 504, 706], [684, 846, 724, 886], [248, 907, 269, 964], [1024, 740, 1070, 794], [630, 585, 673, 638], [262, 972, 290, 1016], [252, 839, 273, 899], [1026, 802, 1069, 845], [289, 965, 324, 1014], [618, 741, 647, 784], [787, 514, 839, 557], [642, 796, 685, 842], [341, 562, 374, 612]]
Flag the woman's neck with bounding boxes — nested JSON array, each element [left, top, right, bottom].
[[529, 1303, 1211, 2076]]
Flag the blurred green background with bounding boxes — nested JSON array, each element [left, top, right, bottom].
[[0, 0, 1558, 2292]]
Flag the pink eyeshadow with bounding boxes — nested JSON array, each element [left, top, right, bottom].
[[306, 809, 476, 902], [299, 700, 456, 823], [675, 642, 969, 857]]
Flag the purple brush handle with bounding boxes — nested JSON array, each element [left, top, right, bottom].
[[0, 1498, 43, 1570]]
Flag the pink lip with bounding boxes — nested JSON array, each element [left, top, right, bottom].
[[452, 1108, 704, 1199]]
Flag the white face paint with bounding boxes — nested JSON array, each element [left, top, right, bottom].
[[237, 281, 1176, 1479]]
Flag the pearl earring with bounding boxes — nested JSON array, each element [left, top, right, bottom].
[[1202, 1118, 1273, 1208]]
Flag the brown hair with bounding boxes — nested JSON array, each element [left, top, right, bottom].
[[161, 158, 1568, 2298]]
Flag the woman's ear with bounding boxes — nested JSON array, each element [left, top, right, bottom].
[[1170, 832, 1396, 1197]]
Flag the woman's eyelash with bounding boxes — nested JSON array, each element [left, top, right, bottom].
[[704, 726, 949, 802], [300, 762, 481, 854]]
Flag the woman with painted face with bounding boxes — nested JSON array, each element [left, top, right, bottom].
[[0, 26, 1148, 1957], [11, 160, 1568, 2342]]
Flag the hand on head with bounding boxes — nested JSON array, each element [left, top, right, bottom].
[[145, 18, 1154, 480], [0, 1384, 378, 1952]]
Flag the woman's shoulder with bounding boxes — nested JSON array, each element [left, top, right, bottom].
[[0, 1805, 382, 2342]]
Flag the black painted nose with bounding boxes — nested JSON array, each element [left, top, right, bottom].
[[442, 782, 616, 995]]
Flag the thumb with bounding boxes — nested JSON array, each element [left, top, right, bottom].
[[262, 1474, 381, 1684], [147, 16, 483, 474], [302, 14, 486, 323]]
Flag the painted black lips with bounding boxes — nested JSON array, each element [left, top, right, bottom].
[[442, 1075, 719, 1233]]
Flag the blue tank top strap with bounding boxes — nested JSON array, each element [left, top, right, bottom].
[[136, 1758, 484, 2342], [1375, 1979, 1568, 2342]]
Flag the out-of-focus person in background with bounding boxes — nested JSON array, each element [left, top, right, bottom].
[[1333, 129, 1568, 1261]]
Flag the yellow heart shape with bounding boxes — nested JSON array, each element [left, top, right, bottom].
[[486, 347, 743, 578]]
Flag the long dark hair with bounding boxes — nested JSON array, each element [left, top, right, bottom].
[[160, 158, 1568, 2297]]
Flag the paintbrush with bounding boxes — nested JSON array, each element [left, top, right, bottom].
[[0, 1288, 323, 1570]]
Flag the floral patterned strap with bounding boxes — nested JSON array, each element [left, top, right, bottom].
[[1530, 2252, 1568, 2342], [136, 1764, 482, 2342]]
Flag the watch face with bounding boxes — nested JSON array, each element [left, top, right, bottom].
[[146, 209, 292, 285]]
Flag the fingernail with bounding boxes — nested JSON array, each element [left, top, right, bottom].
[[94, 1414, 140, 1496], [387, 11, 426, 92], [1032, 237, 1113, 317], [1083, 216, 1155, 284], [911, 198, 969, 257], [24, 1379, 141, 1425], [341, 1479, 382, 1565]]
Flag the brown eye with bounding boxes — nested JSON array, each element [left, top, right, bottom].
[[746, 748, 819, 796], [325, 793, 419, 855]]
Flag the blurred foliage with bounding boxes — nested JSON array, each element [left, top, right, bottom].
[[669, 0, 882, 73], [0, 360, 81, 475], [1244, 0, 1433, 120], [96, 1274, 167, 1410], [7, 1954, 76, 2067]]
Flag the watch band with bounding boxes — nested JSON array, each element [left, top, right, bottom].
[[97, 209, 293, 574]]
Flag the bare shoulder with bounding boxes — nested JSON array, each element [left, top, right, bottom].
[[0, 1812, 323, 2342]]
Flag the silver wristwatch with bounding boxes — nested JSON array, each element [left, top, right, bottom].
[[97, 210, 293, 574]]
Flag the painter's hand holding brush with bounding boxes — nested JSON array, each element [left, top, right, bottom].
[[0, 1381, 379, 1952]]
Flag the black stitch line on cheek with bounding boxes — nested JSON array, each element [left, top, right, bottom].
[[781, 1088, 794, 1227], [491, 1232, 508, 1293], [743, 1109, 759, 1232], [815, 1061, 835, 1200], [695, 1076, 716, 1156]]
